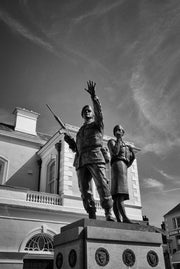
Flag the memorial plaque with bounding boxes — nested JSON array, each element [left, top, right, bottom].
[[56, 252, 63, 269], [122, 249, 136, 267], [95, 247, 109, 266], [69, 249, 77, 268], [147, 250, 159, 267]]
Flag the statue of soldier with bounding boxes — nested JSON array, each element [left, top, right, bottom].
[[64, 81, 114, 221], [107, 125, 135, 223]]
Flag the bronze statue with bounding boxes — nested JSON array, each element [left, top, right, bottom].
[[64, 81, 114, 221], [107, 125, 135, 223]]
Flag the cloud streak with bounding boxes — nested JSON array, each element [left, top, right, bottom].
[[157, 169, 178, 181], [130, 66, 175, 133], [126, 1, 180, 156], [0, 8, 54, 53], [73, 0, 125, 24], [142, 176, 180, 195], [0, 4, 122, 87], [130, 61, 180, 155], [143, 178, 164, 191]]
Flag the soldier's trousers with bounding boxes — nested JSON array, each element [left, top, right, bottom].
[[76, 163, 113, 214]]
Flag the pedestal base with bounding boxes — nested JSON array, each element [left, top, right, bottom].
[[54, 219, 165, 269]]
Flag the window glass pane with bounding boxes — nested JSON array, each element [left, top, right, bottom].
[[47, 160, 56, 194]]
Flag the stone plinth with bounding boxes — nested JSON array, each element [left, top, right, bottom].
[[54, 219, 165, 269]]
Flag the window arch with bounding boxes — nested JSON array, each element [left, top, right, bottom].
[[18, 226, 56, 253], [24, 233, 54, 252], [46, 159, 56, 194], [0, 156, 8, 184]]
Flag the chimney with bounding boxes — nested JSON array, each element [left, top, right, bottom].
[[13, 107, 39, 136]]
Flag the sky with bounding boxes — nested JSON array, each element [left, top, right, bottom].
[[0, 0, 180, 227]]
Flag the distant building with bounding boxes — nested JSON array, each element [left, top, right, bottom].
[[164, 203, 180, 268], [0, 107, 142, 269]]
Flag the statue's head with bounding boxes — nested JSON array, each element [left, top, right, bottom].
[[81, 105, 94, 120], [113, 124, 125, 137]]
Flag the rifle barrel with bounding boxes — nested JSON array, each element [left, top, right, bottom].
[[46, 104, 66, 129]]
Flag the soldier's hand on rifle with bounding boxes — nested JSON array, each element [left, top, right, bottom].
[[64, 132, 77, 153], [84, 80, 96, 98]]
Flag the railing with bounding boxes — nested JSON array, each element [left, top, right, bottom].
[[26, 191, 62, 206]]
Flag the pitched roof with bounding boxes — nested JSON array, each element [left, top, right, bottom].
[[164, 203, 180, 217]]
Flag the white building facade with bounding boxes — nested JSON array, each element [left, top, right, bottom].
[[0, 108, 142, 269]]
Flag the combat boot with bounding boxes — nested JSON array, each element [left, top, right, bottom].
[[89, 211, 96, 219], [105, 210, 114, 221]]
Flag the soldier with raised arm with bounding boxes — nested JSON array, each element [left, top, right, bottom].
[[64, 81, 114, 221]]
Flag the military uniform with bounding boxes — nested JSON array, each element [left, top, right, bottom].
[[64, 95, 113, 219]]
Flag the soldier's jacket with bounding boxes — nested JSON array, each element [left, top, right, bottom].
[[64, 95, 106, 170]]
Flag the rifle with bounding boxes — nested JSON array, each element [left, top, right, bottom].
[[46, 104, 77, 152], [46, 104, 69, 134]]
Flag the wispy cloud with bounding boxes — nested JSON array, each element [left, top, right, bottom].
[[142, 176, 180, 194], [157, 169, 176, 180], [128, 2, 180, 156], [143, 178, 164, 191], [0, 8, 54, 53], [0, 6, 109, 70], [130, 67, 175, 133], [156, 169, 180, 187], [158, 187, 180, 193], [130, 63, 180, 155], [142, 139, 180, 155], [73, 0, 125, 24], [0, 4, 124, 85]]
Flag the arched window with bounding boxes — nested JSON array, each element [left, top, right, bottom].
[[46, 159, 56, 194], [24, 233, 53, 252], [0, 157, 8, 184]]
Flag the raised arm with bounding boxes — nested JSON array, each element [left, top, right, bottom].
[[84, 80, 103, 128]]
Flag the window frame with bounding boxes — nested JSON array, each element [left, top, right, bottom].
[[172, 216, 180, 229], [0, 156, 9, 184]]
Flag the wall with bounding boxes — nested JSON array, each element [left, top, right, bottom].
[[0, 136, 40, 190]]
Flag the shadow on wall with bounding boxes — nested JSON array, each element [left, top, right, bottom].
[[6, 155, 40, 191]]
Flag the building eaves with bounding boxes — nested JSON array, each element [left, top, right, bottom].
[[164, 203, 180, 217], [0, 122, 51, 146]]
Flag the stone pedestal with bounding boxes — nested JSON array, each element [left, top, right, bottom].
[[54, 219, 165, 269]]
